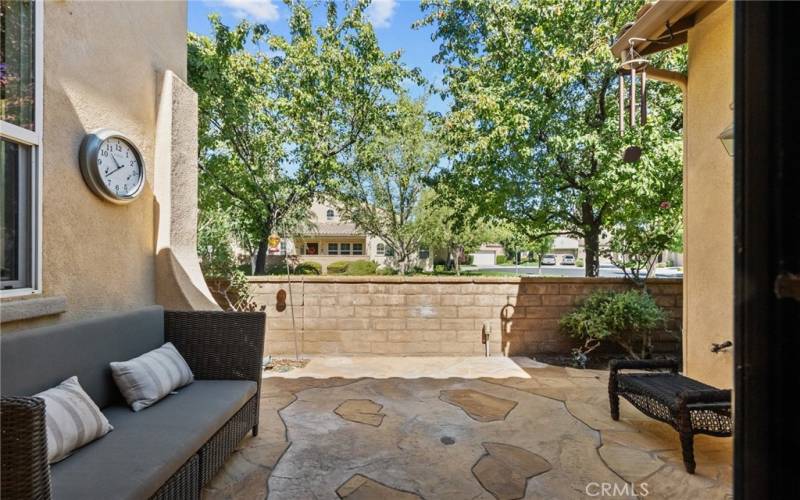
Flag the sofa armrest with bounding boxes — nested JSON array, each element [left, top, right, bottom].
[[1, 397, 52, 499], [164, 310, 266, 385], [609, 359, 679, 374], [678, 389, 732, 406]]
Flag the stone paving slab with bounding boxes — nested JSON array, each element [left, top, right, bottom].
[[202, 359, 732, 500]]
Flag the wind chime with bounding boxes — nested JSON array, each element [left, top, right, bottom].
[[618, 40, 649, 133], [617, 40, 649, 162]]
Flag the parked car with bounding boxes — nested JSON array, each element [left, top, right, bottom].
[[561, 254, 576, 265], [541, 254, 557, 265]]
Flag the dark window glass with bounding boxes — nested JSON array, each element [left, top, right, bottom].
[[353, 243, 363, 256], [1, 138, 30, 288], [1, 0, 36, 130], [340, 243, 351, 255]]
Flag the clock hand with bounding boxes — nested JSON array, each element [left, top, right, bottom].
[[105, 164, 126, 178]]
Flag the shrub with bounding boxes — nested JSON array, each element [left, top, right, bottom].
[[495, 254, 507, 265], [376, 266, 397, 275], [294, 261, 321, 275], [345, 260, 377, 275], [466, 255, 474, 265], [327, 261, 350, 274], [434, 264, 448, 274], [575, 258, 584, 267], [559, 290, 668, 362]]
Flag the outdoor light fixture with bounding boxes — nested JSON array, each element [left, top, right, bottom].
[[718, 122, 734, 157]]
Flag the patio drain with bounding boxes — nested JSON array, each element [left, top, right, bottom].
[[440, 436, 456, 445]]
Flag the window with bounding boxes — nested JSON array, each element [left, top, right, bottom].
[[328, 243, 338, 255], [280, 241, 286, 255], [376, 243, 385, 256], [305, 243, 318, 255], [352, 243, 363, 256], [326, 209, 335, 221], [419, 248, 430, 259], [385, 246, 395, 257], [1, 0, 42, 295], [340, 243, 351, 255]]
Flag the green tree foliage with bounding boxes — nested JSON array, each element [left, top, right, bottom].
[[332, 96, 438, 274], [189, 1, 414, 274], [418, 0, 685, 277], [416, 190, 493, 275]]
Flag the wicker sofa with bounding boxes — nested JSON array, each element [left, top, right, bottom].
[[1, 306, 265, 500], [608, 359, 732, 474]]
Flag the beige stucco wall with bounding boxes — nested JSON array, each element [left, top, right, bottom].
[[2, 1, 189, 331], [683, 2, 734, 388]]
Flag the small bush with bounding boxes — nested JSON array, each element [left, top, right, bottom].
[[434, 264, 447, 274], [376, 266, 397, 275], [327, 261, 350, 274], [495, 255, 507, 265], [345, 260, 378, 275], [559, 290, 667, 361], [575, 258, 584, 267], [466, 255, 474, 265], [294, 261, 321, 275]]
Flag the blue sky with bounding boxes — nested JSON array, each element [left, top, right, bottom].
[[188, 0, 449, 114]]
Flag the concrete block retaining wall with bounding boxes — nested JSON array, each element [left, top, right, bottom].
[[248, 276, 683, 357]]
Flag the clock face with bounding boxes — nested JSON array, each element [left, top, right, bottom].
[[96, 137, 143, 198], [79, 129, 146, 204]]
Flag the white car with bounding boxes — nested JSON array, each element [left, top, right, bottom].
[[541, 254, 557, 265], [561, 254, 576, 265]]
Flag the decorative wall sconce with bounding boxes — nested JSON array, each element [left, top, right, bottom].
[[718, 123, 734, 157]]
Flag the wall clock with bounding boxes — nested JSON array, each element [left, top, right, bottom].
[[79, 129, 145, 204]]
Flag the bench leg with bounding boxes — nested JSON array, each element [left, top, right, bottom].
[[677, 406, 696, 474], [679, 430, 696, 474], [252, 425, 259, 437], [608, 371, 620, 421]]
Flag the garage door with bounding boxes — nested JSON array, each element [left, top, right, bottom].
[[470, 252, 496, 266]]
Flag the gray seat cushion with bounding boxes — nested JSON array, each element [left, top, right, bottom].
[[1, 306, 165, 408], [50, 380, 257, 500]]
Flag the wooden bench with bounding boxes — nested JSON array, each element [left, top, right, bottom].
[[608, 359, 732, 473]]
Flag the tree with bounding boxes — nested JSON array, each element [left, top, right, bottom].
[[416, 190, 493, 275], [332, 95, 439, 274], [189, 1, 414, 274], [418, 0, 685, 277]]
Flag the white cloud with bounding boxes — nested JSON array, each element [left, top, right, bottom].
[[365, 0, 397, 28], [218, 0, 280, 22]]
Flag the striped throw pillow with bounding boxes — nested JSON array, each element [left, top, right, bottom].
[[34, 376, 114, 463], [110, 342, 194, 412]]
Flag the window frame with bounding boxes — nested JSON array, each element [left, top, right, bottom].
[[1, 0, 43, 298], [376, 243, 385, 256], [326, 209, 335, 221]]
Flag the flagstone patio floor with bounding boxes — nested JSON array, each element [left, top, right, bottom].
[[202, 357, 732, 500]]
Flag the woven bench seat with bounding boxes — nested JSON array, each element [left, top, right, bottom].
[[608, 359, 732, 474]]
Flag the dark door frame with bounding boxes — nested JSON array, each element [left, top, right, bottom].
[[734, 2, 800, 498]]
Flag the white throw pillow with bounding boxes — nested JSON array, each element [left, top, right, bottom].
[[34, 376, 113, 463], [110, 342, 194, 412]]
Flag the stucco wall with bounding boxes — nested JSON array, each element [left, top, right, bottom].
[[2, 1, 188, 331], [249, 276, 682, 357], [683, 2, 734, 388]]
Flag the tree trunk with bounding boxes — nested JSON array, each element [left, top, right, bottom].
[[584, 226, 601, 277], [453, 247, 461, 276], [254, 239, 268, 275]]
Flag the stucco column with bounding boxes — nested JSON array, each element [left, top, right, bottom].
[[153, 70, 220, 311]]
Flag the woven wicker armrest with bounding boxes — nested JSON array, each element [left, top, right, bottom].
[[677, 389, 732, 406], [1, 397, 52, 500], [609, 358, 679, 373], [164, 310, 266, 384]]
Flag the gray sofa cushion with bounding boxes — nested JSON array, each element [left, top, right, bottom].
[[1, 306, 165, 408], [50, 380, 257, 500]]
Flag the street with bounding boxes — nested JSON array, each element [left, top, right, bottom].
[[473, 264, 683, 278]]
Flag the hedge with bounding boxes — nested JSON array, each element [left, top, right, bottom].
[[294, 261, 321, 275], [327, 261, 350, 274], [345, 260, 378, 275]]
